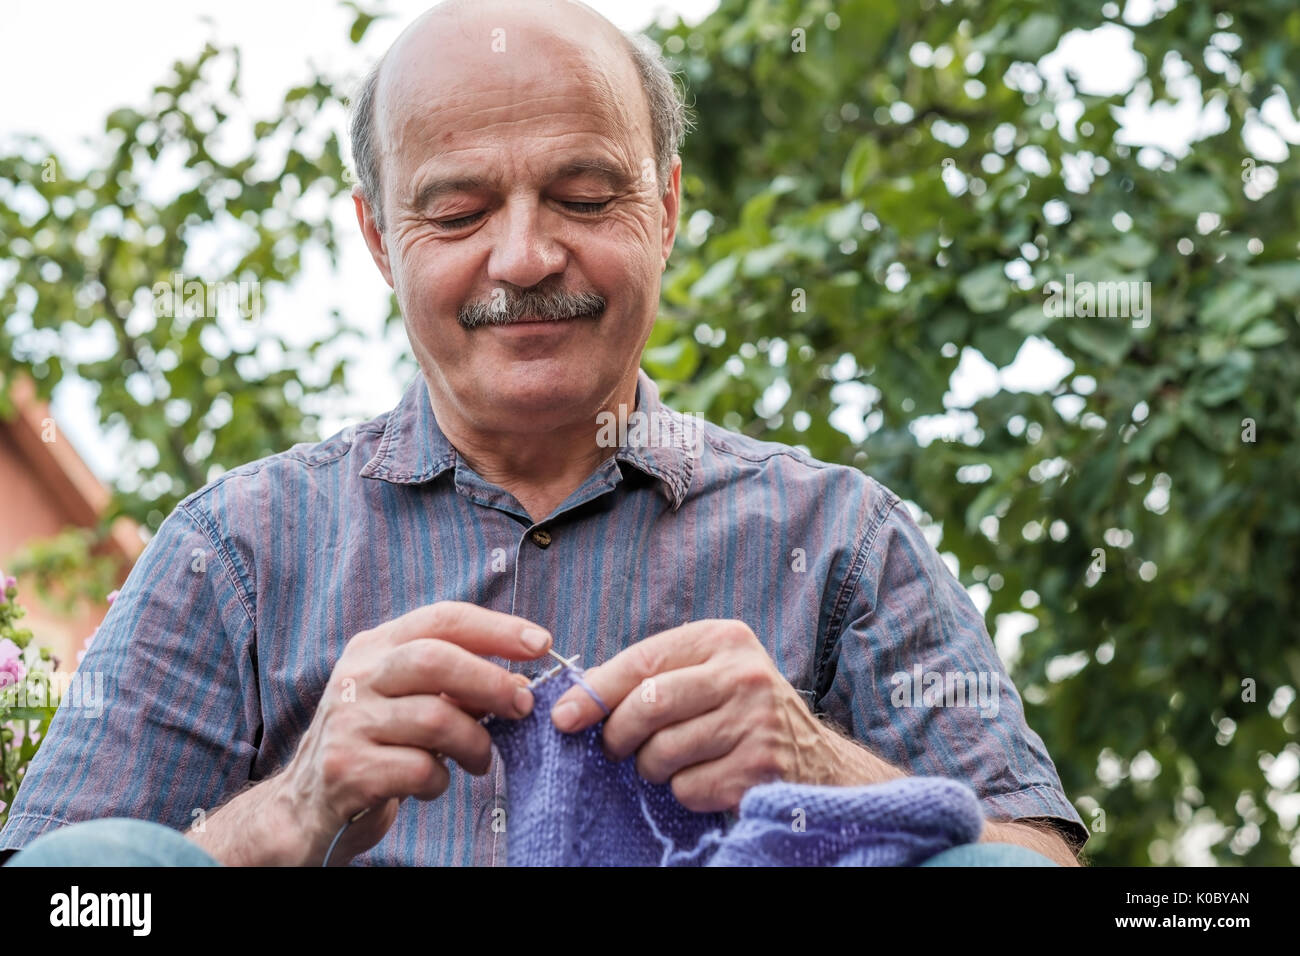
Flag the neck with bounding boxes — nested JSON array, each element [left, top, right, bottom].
[[427, 372, 640, 524]]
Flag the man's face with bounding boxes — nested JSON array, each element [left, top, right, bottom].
[[357, 8, 680, 435]]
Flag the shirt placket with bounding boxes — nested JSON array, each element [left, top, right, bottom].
[[451, 456, 624, 866]]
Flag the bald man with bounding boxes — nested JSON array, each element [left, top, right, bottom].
[[2, 1, 1085, 868]]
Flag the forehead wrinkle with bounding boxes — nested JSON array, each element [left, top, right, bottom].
[[387, 71, 644, 201], [403, 153, 636, 213], [374, 0, 660, 223]]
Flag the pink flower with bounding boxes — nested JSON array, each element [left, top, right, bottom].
[[0, 637, 25, 689], [106, 589, 120, 604]]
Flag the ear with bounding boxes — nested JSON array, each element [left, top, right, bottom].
[[354, 186, 395, 288], [660, 155, 682, 270]]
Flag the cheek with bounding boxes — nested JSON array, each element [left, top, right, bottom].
[[391, 243, 475, 327]]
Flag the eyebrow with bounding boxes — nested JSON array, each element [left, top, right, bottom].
[[407, 158, 634, 211]]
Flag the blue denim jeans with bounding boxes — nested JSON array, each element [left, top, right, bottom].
[[5, 819, 222, 867], [5, 817, 1059, 866]]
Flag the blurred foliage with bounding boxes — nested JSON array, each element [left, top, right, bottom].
[[0, 34, 366, 531], [2, 0, 1297, 865], [4, 529, 123, 616], [647, 0, 1300, 866]]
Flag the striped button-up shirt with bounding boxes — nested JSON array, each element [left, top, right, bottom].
[[1, 369, 1087, 863]]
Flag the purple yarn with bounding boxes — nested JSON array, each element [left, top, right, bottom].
[[485, 667, 985, 866], [703, 776, 985, 866], [486, 668, 725, 866]]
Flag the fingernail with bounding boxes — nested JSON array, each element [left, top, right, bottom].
[[514, 686, 534, 716], [521, 628, 551, 653], [552, 700, 579, 732]]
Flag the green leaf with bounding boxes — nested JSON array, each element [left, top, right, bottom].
[[1196, 350, 1253, 406], [689, 256, 738, 299], [741, 243, 787, 276], [1169, 177, 1231, 218], [1246, 262, 1300, 299], [739, 189, 778, 233], [841, 137, 881, 198], [1066, 321, 1131, 366], [1009, 303, 1054, 335], [958, 263, 1009, 313], [642, 338, 700, 380], [1201, 280, 1275, 332], [1103, 235, 1157, 270], [1239, 322, 1287, 348], [824, 201, 864, 242], [1003, 13, 1060, 59]]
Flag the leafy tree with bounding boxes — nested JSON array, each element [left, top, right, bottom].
[[649, 0, 1299, 865], [0, 37, 367, 532]]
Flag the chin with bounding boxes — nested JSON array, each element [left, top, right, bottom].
[[482, 365, 606, 419]]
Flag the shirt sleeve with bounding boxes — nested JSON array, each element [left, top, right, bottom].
[[0, 502, 261, 851], [814, 489, 1089, 854]]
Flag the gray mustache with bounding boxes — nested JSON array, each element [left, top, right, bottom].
[[458, 289, 606, 329]]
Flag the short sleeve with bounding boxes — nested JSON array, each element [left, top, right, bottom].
[[0, 503, 261, 851], [815, 494, 1088, 854]]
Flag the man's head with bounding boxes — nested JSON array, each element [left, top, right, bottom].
[[350, 0, 688, 438]]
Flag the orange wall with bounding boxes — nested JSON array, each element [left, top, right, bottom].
[[0, 412, 133, 669]]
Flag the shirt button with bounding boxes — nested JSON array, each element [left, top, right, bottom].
[[529, 529, 552, 549]]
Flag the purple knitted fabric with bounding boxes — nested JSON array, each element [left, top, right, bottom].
[[700, 776, 985, 866], [485, 667, 728, 866], [486, 666, 985, 866]]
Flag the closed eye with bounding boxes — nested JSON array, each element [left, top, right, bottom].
[[432, 199, 609, 231], [434, 211, 485, 230]]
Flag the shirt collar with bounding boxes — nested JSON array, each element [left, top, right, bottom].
[[360, 368, 695, 510]]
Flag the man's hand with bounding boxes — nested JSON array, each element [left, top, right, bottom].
[[188, 601, 551, 866], [549, 619, 855, 812]]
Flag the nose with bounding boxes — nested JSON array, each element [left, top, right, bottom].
[[486, 195, 567, 290]]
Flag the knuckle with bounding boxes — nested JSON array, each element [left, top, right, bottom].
[[671, 773, 714, 812], [426, 601, 467, 633], [717, 620, 756, 647], [734, 662, 771, 690], [320, 745, 354, 786], [416, 698, 450, 735], [407, 640, 448, 677], [418, 759, 451, 799], [635, 746, 668, 785], [324, 700, 360, 737], [463, 731, 493, 773], [628, 641, 660, 679], [496, 669, 524, 702]]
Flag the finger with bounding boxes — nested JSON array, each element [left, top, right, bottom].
[[442, 676, 529, 721], [357, 746, 452, 804], [551, 621, 725, 733], [668, 751, 773, 814], [633, 706, 739, 784], [600, 664, 728, 761], [369, 695, 496, 775], [372, 640, 536, 718], [372, 601, 552, 660]]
